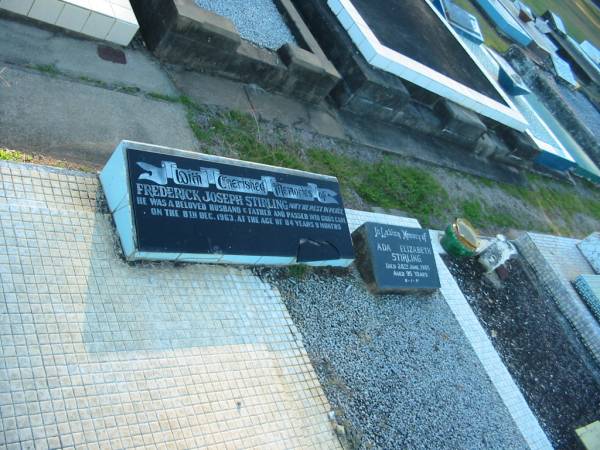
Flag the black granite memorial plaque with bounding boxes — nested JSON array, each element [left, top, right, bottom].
[[352, 222, 440, 293], [100, 142, 354, 266]]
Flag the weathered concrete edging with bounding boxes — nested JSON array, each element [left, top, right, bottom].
[[129, 0, 340, 104], [291, 0, 411, 123]]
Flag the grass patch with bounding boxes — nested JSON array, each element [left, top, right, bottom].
[[0, 148, 32, 162], [537, 186, 600, 221], [465, 173, 495, 188], [288, 265, 310, 279], [179, 95, 195, 108], [147, 92, 180, 103], [208, 111, 306, 170], [524, 0, 600, 48], [185, 106, 600, 235], [461, 198, 521, 229], [31, 64, 61, 77], [0, 148, 95, 172], [78, 75, 108, 88], [307, 148, 358, 183], [307, 149, 449, 225], [190, 110, 451, 225], [461, 200, 485, 225], [245, 145, 305, 170], [77, 75, 140, 95], [357, 161, 448, 224], [485, 209, 520, 228], [496, 176, 600, 232], [307, 148, 365, 203], [538, 185, 595, 219]]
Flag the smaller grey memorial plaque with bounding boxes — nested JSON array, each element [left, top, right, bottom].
[[352, 222, 440, 294]]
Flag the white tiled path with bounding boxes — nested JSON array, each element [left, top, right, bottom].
[[0, 162, 339, 449]]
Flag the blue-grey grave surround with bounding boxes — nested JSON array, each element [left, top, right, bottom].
[[352, 222, 441, 293], [444, 1, 485, 45], [100, 141, 354, 266]]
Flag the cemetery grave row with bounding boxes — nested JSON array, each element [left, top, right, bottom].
[[101, 141, 440, 293]]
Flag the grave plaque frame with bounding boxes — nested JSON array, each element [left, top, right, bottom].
[[100, 141, 354, 266], [352, 222, 440, 293]]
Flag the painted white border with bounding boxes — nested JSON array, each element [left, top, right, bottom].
[[328, 0, 529, 132]]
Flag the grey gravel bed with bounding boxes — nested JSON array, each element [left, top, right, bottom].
[[194, 0, 297, 50], [265, 268, 527, 449]]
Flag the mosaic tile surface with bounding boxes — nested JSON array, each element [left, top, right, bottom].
[[0, 162, 339, 449]]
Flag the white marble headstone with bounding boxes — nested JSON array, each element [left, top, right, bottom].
[[578, 232, 600, 274]]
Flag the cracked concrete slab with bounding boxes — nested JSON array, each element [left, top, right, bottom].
[[0, 66, 198, 167], [243, 85, 347, 140], [168, 69, 252, 112], [170, 68, 348, 140], [0, 15, 177, 96]]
